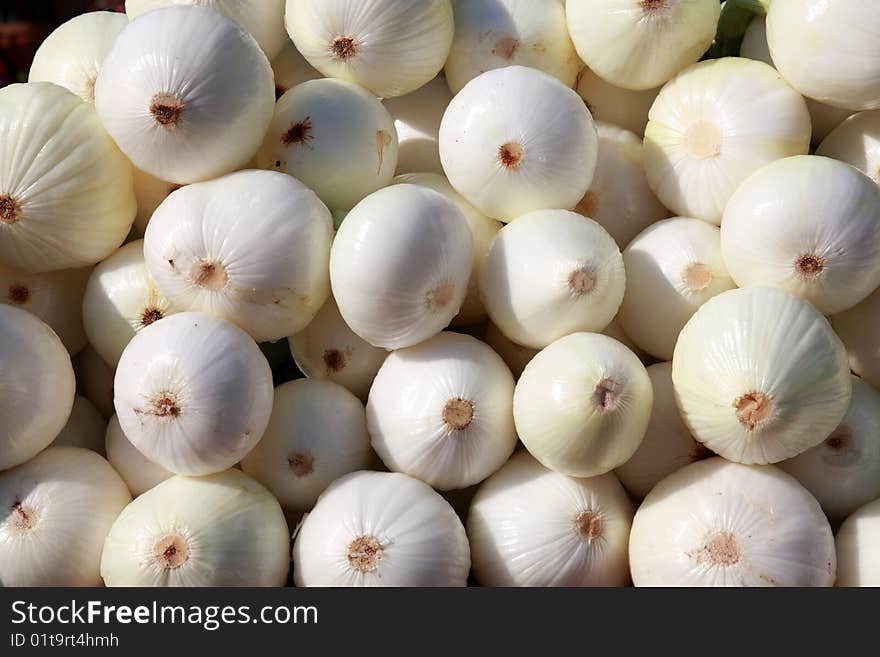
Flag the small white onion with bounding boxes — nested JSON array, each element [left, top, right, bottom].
[[114, 312, 274, 476], [721, 155, 880, 315], [132, 168, 178, 236], [73, 345, 115, 420], [0, 305, 76, 471], [394, 172, 501, 327], [293, 470, 470, 586], [672, 287, 852, 464], [779, 377, 880, 522], [241, 379, 373, 514], [644, 57, 811, 224], [576, 67, 660, 137], [629, 458, 836, 587], [767, 0, 880, 111], [83, 240, 178, 368], [468, 451, 634, 587], [575, 122, 669, 249], [615, 362, 711, 499], [105, 415, 172, 497], [619, 217, 735, 361], [144, 170, 333, 342], [367, 332, 516, 491], [0, 264, 90, 355], [95, 6, 274, 184], [384, 77, 452, 176], [439, 66, 598, 221], [445, 0, 579, 94], [480, 209, 625, 350], [514, 332, 653, 478], [52, 395, 107, 455], [101, 469, 289, 586], [329, 184, 473, 350], [28, 11, 127, 103], [285, 0, 454, 98], [836, 498, 880, 587], [271, 39, 322, 97], [0, 447, 131, 586], [0, 82, 135, 273], [832, 288, 880, 390], [257, 79, 398, 212], [817, 111, 880, 184], [565, 0, 721, 91]]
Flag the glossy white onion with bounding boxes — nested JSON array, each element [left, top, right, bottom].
[[73, 345, 115, 420], [51, 395, 107, 454], [384, 77, 452, 176], [114, 312, 274, 476], [817, 111, 880, 184], [104, 415, 172, 497], [95, 5, 274, 184], [439, 66, 597, 221], [132, 168, 178, 236], [144, 170, 333, 342], [293, 470, 470, 586], [272, 39, 322, 97], [576, 67, 660, 137], [630, 457, 836, 586], [101, 469, 289, 586], [514, 332, 653, 478], [721, 155, 880, 315], [672, 287, 852, 464], [835, 498, 880, 587], [832, 288, 880, 390]]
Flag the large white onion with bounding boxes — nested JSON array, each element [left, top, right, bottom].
[[104, 415, 172, 497], [0, 447, 130, 586], [630, 458, 836, 587], [73, 345, 115, 420], [285, 0, 454, 98], [817, 111, 880, 184], [272, 39, 322, 97], [468, 451, 634, 586], [52, 395, 107, 454], [367, 332, 516, 490], [672, 287, 852, 465], [836, 498, 880, 587], [439, 66, 597, 221], [144, 170, 333, 342], [832, 288, 880, 390], [293, 470, 470, 586], [95, 5, 274, 184], [114, 312, 274, 476], [384, 77, 452, 176], [721, 156, 880, 315], [101, 469, 289, 586], [329, 184, 472, 350], [576, 67, 660, 138]]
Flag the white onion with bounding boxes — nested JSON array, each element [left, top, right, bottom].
[[0, 83, 135, 273], [105, 415, 172, 497], [83, 240, 178, 368], [257, 79, 398, 212], [394, 172, 501, 327], [241, 379, 373, 514], [619, 217, 735, 361], [616, 362, 711, 499], [721, 155, 880, 315], [575, 122, 669, 249], [0, 447, 130, 586], [468, 451, 634, 586], [576, 67, 660, 137], [73, 345, 115, 420], [101, 469, 289, 586], [52, 395, 107, 455], [836, 498, 880, 587], [779, 377, 880, 522], [114, 312, 274, 476], [483, 322, 538, 380], [565, 0, 721, 91], [285, 0, 454, 98], [630, 458, 836, 587], [672, 287, 852, 465], [293, 470, 470, 586], [514, 332, 653, 478], [644, 57, 810, 224], [480, 209, 625, 350], [367, 332, 516, 490], [0, 264, 90, 355], [144, 170, 333, 342], [329, 184, 472, 350], [272, 39, 322, 97], [132, 168, 178, 236], [817, 111, 880, 184], [439, 66, 597, 221], [126, 0, 287, 60], [0, 305, 76, 471], [767, 0, 880, 111], [445, 0, 579, 94], [95, 6, 274, 184], [832, 288, 880, 390], [28, 11, 127, 103], [384, 77, 452, 176]]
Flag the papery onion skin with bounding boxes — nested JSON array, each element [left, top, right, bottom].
[[0, 447, 131, 587], [293, 470, 471, 587], [384, 78, 452, 176], [836, 498, 880, 587], [629, 458, 836, 587], [105, 415, 173, 497], [468, 451, 634, 587], [52, 395, 107, 455], [832, 288, 880, 390]]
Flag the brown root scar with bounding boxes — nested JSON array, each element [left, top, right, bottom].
[[0, 194, 21, 224], [282, 117, 313, 146], [150, 92, 185, 127]]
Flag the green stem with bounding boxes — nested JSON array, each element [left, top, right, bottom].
[[706, 0, 771, 60]]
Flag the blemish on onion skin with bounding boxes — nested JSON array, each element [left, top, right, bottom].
[[498, 142, 524, 169], [282, 117, 313, 147], [425, 282, 455, 311], [323, 348, 347, 373], [150, 92, 185, 127], [376, 130, 390, 175], [347, 535, 382, 573], [825, 425, 851, 451], [0, 194, 21, 224], [288, 451, 314, 477], [331, 36, 358, 61], [140, 307, 164, 327], [492, 36, 519, 60], [10, 500, 34, 531], [690, 531, 740, 567], [7, 284, 29, 305], [734, 391, 773, 431], [192, 261, 228, 291]]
